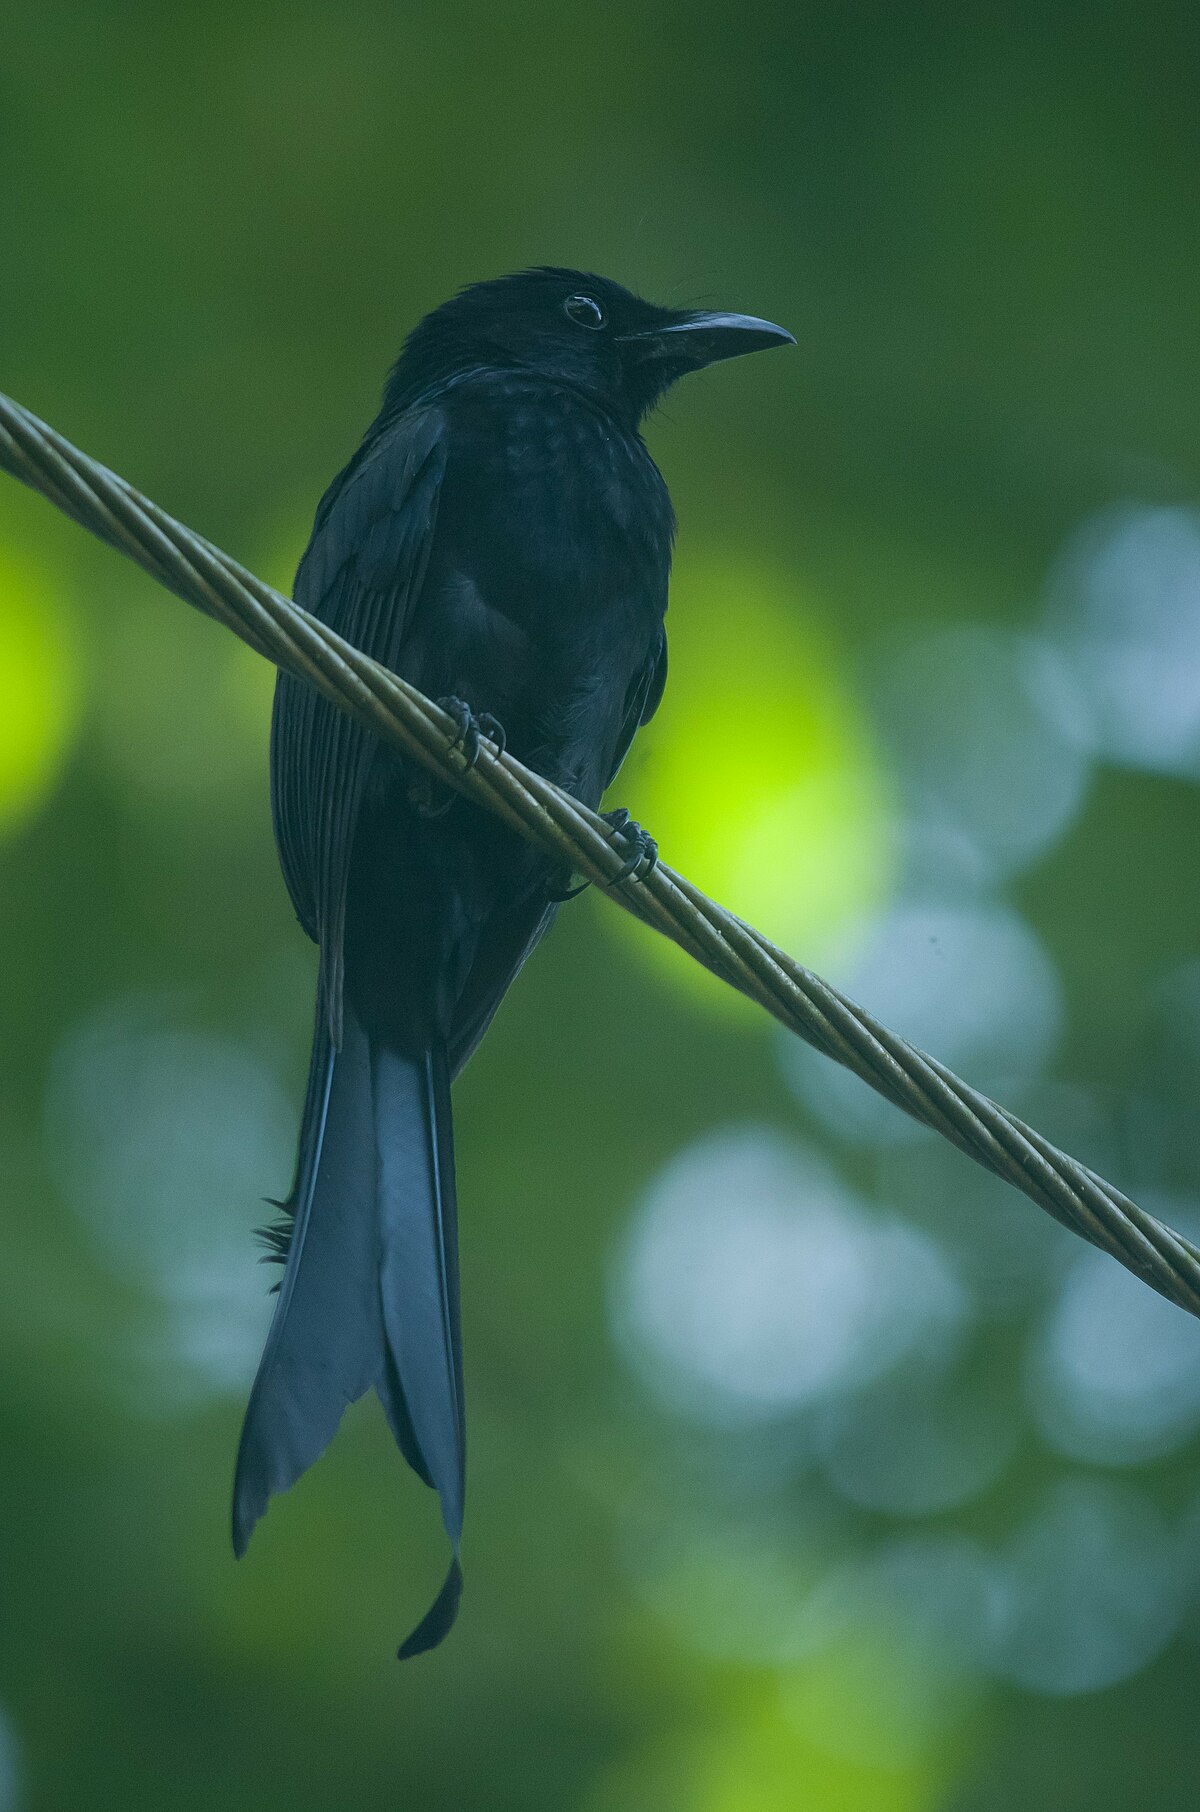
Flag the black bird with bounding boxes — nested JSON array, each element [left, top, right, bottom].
[[233, 268, 793, 1654]]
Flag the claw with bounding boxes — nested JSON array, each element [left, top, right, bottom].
[[551, 808, 658, 901], [436, 697, 506, 771], [546, 874, 591, 903], [477, 713, 506, 759]]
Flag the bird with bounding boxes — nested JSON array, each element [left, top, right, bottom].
[[232, 267, 793, 1656]]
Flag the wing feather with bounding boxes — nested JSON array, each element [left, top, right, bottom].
[[605, 622, 667, 790], [270, 408, 448, 1038]]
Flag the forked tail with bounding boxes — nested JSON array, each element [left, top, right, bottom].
[[233, 997, 466, 1657]]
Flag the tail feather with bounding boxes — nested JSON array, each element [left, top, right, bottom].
[[396, 1555, 464, 1660], [373, 1039, 466, 1655], [233, 1000, 467, 1657], [232, 1004, 382, 1557]]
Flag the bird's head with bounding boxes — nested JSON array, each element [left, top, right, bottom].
[[385, 268, 794, 426]]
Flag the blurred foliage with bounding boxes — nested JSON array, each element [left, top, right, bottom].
[[4, 3, 1200, 1809]]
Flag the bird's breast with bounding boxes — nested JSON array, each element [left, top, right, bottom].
[[437, 382, 674, 631], [392, 379, 672, 799]]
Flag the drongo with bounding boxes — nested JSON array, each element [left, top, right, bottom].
[[232, 268, 793, 1654]]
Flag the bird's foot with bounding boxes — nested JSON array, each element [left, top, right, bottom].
[[546, 806, 658, 903], [436, 697, 506, 769], [602, 807, 659, 884]]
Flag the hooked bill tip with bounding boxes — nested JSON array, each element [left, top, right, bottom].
[[630, 310, 795, 366], [672, 310, 795, 348]]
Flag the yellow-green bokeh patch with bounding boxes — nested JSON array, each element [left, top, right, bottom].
[[603, 552, 896, 1012], [0, 544, 83, 836], [582, 1685, 952, 1812]]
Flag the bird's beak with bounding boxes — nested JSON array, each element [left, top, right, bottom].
[[623, 310, 795, 367]]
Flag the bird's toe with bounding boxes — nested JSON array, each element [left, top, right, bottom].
[[601, 807, 658, 884]]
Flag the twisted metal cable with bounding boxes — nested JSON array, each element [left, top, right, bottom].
[[2, 387, 1198, 1317]]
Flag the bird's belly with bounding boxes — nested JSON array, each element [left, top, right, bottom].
[[354, 570, 655, 1052]]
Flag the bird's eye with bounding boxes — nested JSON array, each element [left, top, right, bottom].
[[563, 294, 606, 331]]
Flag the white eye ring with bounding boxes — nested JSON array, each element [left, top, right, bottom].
[[563, 294, 606, 330]]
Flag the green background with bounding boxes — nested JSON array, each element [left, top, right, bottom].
[[3, 3, 1200, 1807]]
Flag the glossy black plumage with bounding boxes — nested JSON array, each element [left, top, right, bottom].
[[232, 268, 793, 1654]]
